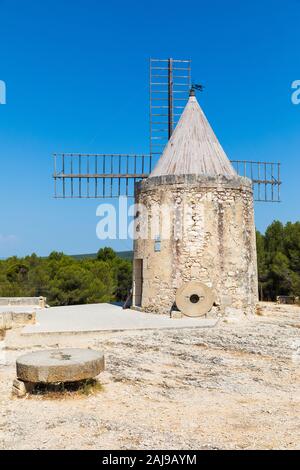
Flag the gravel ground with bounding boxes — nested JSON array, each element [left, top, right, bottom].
[[0, 302, 299, 450]]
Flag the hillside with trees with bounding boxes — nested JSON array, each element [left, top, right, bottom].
[[0, 248, 132, 306], [0, 221, 299, 306], [256, 221, 300, 301]]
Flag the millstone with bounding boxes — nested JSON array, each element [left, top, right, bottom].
[[16, 348, 105, 383], [176, 281, 215, 317]]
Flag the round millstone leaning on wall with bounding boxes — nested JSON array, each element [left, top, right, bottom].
[[132, 174, 258, 318], [176, 281, 215, 317]]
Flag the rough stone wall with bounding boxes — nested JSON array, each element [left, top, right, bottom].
[[133, 175, 258, 317], [0, 311, 36, 330]]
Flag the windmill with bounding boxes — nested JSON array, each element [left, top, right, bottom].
[[52, 57, 282, 317]]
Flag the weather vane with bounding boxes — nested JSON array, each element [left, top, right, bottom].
[[190, 83, 205, 95]]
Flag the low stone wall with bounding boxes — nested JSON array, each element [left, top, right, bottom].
[[0, 297, 46, 308], [0, 311, 36, 331]]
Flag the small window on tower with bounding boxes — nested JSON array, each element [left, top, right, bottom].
[[154, 236, 161, 252]]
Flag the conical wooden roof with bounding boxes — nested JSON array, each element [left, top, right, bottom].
[[149, 95, 236, 178]]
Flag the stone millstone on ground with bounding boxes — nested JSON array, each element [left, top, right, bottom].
[[16, 348, 105, 384]]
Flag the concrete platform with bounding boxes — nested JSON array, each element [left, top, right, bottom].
[[22, 303, 218, 335]]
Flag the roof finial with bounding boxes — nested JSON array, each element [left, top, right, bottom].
[[190, 83, 205, 97]]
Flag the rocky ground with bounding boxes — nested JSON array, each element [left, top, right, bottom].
[[0, 302, 299, 450]]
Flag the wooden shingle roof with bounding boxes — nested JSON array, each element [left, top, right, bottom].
[[149, 95, 236, 178]]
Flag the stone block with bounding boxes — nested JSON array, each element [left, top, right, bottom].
[[170, 310, 183, 319], [12, 378, 35, 397]]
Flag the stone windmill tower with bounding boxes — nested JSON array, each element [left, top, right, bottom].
[[53, 58, 280, 318], [132, 89, 258, 318]]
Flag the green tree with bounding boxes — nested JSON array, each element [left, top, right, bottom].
[[284, 222, 300, 274], [265, 220, 284, 256], [96, 247, 117, 262], [268, 251, 292, 296], [256, 221, 300, 300], [256, 230, 267, 300], [113, 259, 132, 301]]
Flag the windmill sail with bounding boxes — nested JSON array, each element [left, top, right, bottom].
[[53, 57, 281, 202]]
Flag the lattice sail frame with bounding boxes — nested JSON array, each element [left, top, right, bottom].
[[52, 57, 282, 203], [53, 154, 150, 199], [53, 153, 281, 202], [150, 58, 191, 169]]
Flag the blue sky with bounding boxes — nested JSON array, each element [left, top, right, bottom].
[[0, 0, 299, 257]]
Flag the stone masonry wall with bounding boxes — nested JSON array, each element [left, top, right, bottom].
[[133, 175, 258, 317]]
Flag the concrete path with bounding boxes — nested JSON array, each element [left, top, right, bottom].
[[22, 303, 218, 334]]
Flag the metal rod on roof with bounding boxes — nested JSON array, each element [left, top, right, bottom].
[[62, 154, 65, 198], [102, 156, 105, 197], [54, 154, 57, 197], [126, 155, 129, 196], [87, 155, 90, 198], [278, 163, 281, 202], [149, 58, 152, 168], [168, 58, 174, 139], [119, 155, 121, 195], [79, 155, 82, 198], [264, 162, 267, 201], [95, 155, 98, 197], [258, 162, 261, 201], [271, 163, 274, 201], [71, 155, 74, 197]]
